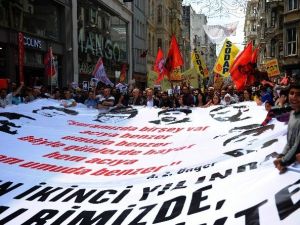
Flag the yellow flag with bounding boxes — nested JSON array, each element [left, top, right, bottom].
[[213, 39, 239, 77], [170, 66, 182, 81], [161, 77, 171, 91], [182, 68, 199, 88], [147, 71, 158, 88], [265, 59, 280, 77], [192, 50, 209, 77]]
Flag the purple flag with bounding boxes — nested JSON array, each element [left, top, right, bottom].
[[92, 58, 114, 87]]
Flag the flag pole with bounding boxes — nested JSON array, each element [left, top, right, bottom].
[[50, 47, 53, 96]]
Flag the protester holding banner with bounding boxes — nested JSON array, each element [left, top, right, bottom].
[[273, 76, 300, 173], [242, 88, 253, 101], [128, 88, 144, 106], [195, 92, 206, 107], [6, 82, 25, 105], [51, 88, 62, 100], [181, 86, 195, 107], [97, 87, 115, 110], [226, 85, 239, 103], [60, 90, 77, 108], [274, 89, 289, 108], [144, 88, 159, 107], [0, 88, 9, 108], [221, 93, 234, 106], [84, 91, 97, 108], [158, 91, 174, 109], [204, 94, 221, 107]]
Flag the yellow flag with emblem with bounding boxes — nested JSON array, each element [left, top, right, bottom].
[[192, 50, 209, 77], [213, 38, 239, 77], [182, 68, 199, 88]]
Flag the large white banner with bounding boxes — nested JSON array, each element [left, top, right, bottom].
[[203, 21, 239, 43], [0, 99, 299, 224]]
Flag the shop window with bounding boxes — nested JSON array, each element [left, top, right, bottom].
[[24, 51, 43, 65], [4, 0, 62, 40], [78, 0, 129, 78], [286, 28, 297, 56]]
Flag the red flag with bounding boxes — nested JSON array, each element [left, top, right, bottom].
[[120, 64, 127, 82], [230, 42, 255, 91], [164, 35, 183, 76], [18, 32, 24, 82], [251, 46, 259, 64], [44, 47, 56, 77], [153, 48, 165, 83]]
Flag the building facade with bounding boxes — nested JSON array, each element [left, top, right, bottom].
[[245, 0, 300, 76], [0, 0, 73, 87], [77, 0, 133, 85], [282, 0, 300, 75], [182, 5, 192, 70], [132, 0, 147, 89], [190, 12, 216, 73], [146, 0, 184, 79]]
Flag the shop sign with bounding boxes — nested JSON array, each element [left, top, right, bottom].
[[24, 36, 42, 49], [79, 62, 94, 75], [78, 31, 121, 62]]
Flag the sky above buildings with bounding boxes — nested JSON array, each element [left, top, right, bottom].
[[183, 0, 247, 53]]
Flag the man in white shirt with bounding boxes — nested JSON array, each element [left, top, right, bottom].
[[97, 87, 115, 110], [145, 88, 159, 107]]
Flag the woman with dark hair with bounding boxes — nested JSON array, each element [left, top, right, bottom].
[[274, 89, 289, 108], [204, 94, 221, 107], [195, 92, 206, 107], [243, 88, 253, 101]]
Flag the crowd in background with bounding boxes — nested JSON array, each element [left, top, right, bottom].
[[0, 75, 293, 115]]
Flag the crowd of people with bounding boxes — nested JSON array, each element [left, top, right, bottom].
[[0, 74, 299, 173], [0, 77, 291, 110]]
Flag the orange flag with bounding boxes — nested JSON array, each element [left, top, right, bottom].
[[164, 35, 183, 77], [251, 46, 259, 64], [230, 42, 256, 91], [120, 64, 127, 82]]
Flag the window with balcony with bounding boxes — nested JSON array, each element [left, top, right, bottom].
[[279, 15, 283, 29], [158, 5, 162, 24], [286, 28, 297, 55], [152, 35, 155, 55], [288, 0, 298, 11], [271, 10, 276, 28], [271, 39, 276, 57], [157, 38, 162, 49], [148, 33, 151, 54], [251, 23, 256, 32]]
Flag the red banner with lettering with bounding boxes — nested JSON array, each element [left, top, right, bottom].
[[18, 32, 24, 82]]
